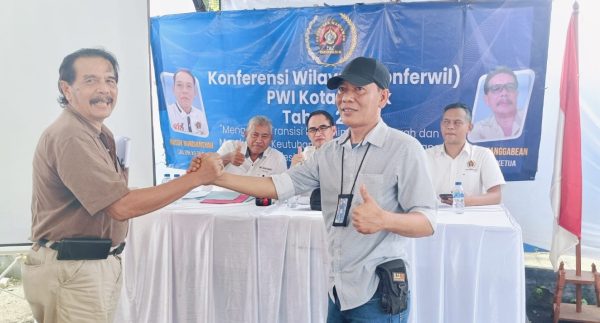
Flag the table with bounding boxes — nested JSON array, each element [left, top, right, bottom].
[[407, 205, 526, 323], [114, 203, 525, 323], [114, 201, 329, 323]]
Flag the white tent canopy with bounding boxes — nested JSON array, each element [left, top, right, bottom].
[[1, 0, 598, 263]]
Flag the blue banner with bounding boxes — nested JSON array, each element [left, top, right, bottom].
[[150, 1, 552, 181]]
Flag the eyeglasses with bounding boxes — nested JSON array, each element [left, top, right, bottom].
[[307, 125, 332, 135], [487, 82, 518, 94]]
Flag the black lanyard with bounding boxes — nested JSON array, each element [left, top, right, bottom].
[[340, 142, 371, 195]]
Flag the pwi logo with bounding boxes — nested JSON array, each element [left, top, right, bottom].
[[305, 13, 357, 66]]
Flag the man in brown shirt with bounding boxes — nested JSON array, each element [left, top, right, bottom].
[[22, 48, 223, 323]]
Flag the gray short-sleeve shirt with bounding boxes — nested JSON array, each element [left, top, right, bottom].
[[272, 120, 437, 310]]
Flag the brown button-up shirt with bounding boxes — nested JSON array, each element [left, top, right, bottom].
[[31, 107, 129, 246]]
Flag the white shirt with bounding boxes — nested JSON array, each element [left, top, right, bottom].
[[426, 142, 505, 196], [217, 140, 287, 176], [292, 145, 318, 201], [298, 145, 317, 163], [469, 109, 525, 142], [167, 102, 208, 137]]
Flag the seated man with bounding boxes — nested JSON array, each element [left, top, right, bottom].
[[217, 115, 287, 176], [291, 110, 337, 166], [426, 103, 505, 206]]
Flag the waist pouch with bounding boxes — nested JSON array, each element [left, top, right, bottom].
[[55, 238, 113, 260], [375, 259, 409, 314], [309, 188, 321, 211]]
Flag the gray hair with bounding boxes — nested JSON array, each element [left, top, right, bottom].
[[247, 115, 273, 133]]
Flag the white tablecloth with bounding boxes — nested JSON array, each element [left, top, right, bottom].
[[114, 203, 525, 323], [114, 202, 329, 323], [407, 205, 526, 323]]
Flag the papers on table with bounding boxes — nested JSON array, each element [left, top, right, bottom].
[[201, 192, 251, 204], [185, 186, 213, 199], [180, 186, 253, 205]]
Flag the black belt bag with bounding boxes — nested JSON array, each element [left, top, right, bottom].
[[39, 238, 123, 260], [375, 259, 409, 315]]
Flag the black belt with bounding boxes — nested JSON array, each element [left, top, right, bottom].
[[38, 238, 126, 259], [109, 242, 126, 255]]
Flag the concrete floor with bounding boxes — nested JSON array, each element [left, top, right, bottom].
[[1, 252, 599, 323]]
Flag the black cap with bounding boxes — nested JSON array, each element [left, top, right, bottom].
[[327, 57, 390, 90]]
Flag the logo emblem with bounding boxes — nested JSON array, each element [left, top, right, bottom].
[[393, 272, 406, 282], [467, 160, 476, 169], [305, 13, 357, 66]]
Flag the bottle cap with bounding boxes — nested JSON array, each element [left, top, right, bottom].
[[455, 181, 462, 185], [255, 197, 272, 206]]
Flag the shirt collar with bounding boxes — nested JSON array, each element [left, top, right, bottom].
[[245, 147, 265, 159], [65, 105, 108, 136], [490, 110, 524, 135], [458, 141, 473, 157], [175, 102, 191, 116], [336, 119, 388, 148], [440, 141, 472, 158]]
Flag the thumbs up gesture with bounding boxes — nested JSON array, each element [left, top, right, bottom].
[[223, 142, 246, 167], [291, 146, 304, 166], [352, 184, 386, 234], [230, 142, 245, 166]]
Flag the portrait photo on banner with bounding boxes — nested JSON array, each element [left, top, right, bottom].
[[161, 71, 210, 138], [469, 68, 535, 143]]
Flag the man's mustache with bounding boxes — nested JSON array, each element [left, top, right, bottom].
[[90, 96, 114, 105], [497, 98, 514, 106]]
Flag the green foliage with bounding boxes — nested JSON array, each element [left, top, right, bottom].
[[568, 297, 588, 305]]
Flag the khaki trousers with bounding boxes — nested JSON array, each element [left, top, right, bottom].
[[21, 246, 122, 323]]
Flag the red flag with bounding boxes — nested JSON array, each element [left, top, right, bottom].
[[550, 3, 581, 271]]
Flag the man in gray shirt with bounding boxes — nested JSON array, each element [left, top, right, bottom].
[[193, 57, 436, 322]]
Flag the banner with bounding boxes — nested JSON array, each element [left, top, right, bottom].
[[550, 3, 581, 270], [150, 1, 552, 180]]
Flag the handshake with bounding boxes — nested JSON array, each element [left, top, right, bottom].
[[185, 153, 225, 186]]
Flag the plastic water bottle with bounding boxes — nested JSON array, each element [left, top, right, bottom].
[[452, 181, 465, 214], [161, 173, 171, 184], [287, 195, 299, 209]]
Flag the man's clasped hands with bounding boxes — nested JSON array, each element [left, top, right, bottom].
[[186, 153, 225, 183]]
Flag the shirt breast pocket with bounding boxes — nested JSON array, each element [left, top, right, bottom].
[[463, 166, 479, 175], [461, 167, 481, 193], [356, 174, 383, 204]]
